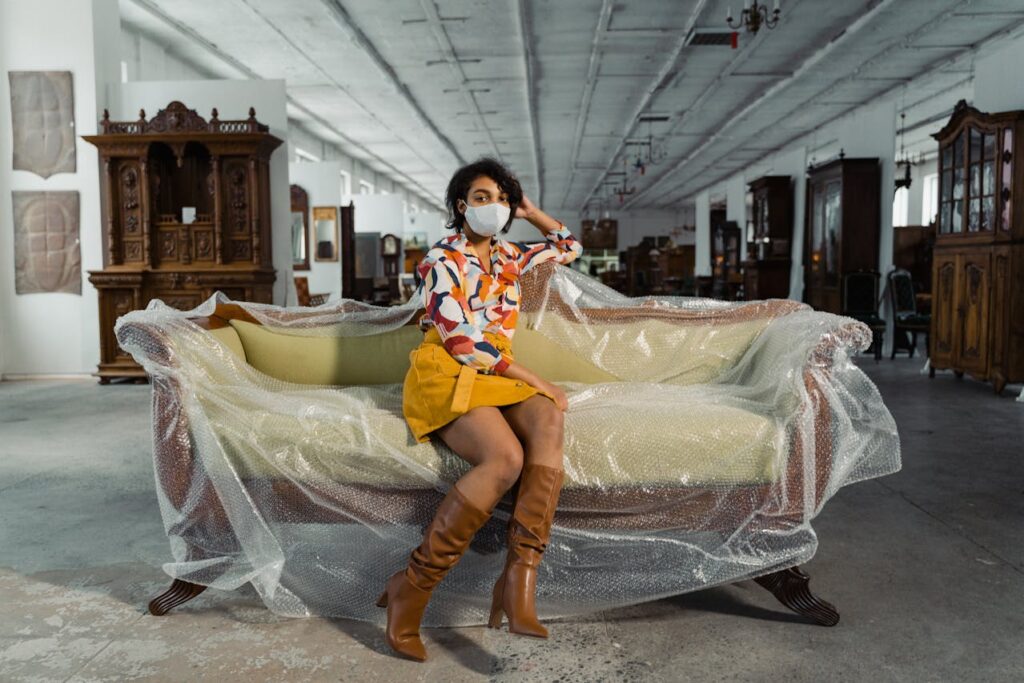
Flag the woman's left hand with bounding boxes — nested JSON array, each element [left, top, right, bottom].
[[515, 194, 537, 220]]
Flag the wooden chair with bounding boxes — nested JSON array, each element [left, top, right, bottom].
[[887, 268, 930, 359], [293, 276, 329, 307], [841, 270, 884, 362]]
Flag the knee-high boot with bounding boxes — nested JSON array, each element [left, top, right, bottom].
[[375, 483, 494, 661], [487, 463, 564, 638]]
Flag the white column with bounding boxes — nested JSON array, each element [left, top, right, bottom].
[[695, 191, 711, 277], [839, 98, 897, 358], [725, 174, 747, 229]]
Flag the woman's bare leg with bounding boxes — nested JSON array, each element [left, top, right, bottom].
[[499, 395, 565, 469], [433, 406, 525, 511]]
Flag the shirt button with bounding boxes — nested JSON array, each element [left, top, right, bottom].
[[515, 381, 523, 386]]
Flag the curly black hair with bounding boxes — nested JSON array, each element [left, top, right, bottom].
[[444, 157, 523, 233]]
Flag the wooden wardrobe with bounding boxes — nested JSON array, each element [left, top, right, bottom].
[[803, 155, 881, 314], [929, 99, 1024, 394], [83, 101, 283, 383], [743, 175, 793, 300]]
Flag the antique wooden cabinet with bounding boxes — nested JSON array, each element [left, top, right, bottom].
[[803, 155, 881, 314], [929, 99, 1024, 394], [83, 101, 283, 382], [743, 175, 793, 300]]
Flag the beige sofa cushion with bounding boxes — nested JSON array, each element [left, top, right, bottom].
[[202, 384, 784, 487], [222, 313, 765, 387], [208, 326, 246, 361], [517, 314, 769, 385], [227, 319, 424, 385]]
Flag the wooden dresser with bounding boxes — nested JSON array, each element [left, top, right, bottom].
[[929, 99, 1024, 394], [803, 155, 881, 314], [83, 101, 283, 383], [743, 175, 793, 300]]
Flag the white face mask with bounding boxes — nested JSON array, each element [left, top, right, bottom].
[[461, 200, 510, 237]]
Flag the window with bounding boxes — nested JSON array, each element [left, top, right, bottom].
[[340, 170, 351, 197], [921, 173, 938, 226], [359, 180, 374, 195], [120, 60, 128, 84], [295, 147, 320, 163], [892, 187, 908, 227]]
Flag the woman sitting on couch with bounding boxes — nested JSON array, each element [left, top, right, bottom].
[[376, 157, 583, 661]]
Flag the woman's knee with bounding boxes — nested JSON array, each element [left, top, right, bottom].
[[483, 440, 525, 488], [529, 401, 565, 447]]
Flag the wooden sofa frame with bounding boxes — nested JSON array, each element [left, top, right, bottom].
[[128, 267, 862, 628]]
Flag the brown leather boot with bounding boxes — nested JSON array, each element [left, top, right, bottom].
[[375, 483, 494, 661], [487, 463, 564, 638]]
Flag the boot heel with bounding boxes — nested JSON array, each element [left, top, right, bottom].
[[375, 590, 388, 608], [487, 602, 504, 629]]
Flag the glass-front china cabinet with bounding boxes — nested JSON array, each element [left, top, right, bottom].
[[929, 99, 1023, 393]]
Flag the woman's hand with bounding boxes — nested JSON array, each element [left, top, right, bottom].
[[516, 195, 564, 234], [515, 194, 538, 220], [534, 379, 569, 412]]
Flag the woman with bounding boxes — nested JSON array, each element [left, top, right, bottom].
[[375, 157, 583, 661]]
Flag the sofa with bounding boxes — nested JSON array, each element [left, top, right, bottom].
[[115, 261, 902, 628]]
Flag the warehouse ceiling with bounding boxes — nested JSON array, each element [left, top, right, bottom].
[[120, 0, 1024, 211]]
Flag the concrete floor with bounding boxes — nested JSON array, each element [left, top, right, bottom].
[[1, 351, 1022, 682]]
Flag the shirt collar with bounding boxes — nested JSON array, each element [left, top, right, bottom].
[[449, 230, 504, 258]]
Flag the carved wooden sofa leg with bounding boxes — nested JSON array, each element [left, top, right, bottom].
[[148, 579, 208, 615], [753, 565, 839, 626]]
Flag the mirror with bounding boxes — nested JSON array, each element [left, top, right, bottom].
[[290, 184, 310, 271], [312, 205, 340, 262]]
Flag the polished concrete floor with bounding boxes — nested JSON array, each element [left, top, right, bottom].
[[1, 349, 1022, 682]]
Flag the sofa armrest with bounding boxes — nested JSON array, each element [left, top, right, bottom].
[[723, 313, 876, 523]]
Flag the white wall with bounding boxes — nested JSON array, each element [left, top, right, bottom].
[[0, 0, 121, 377], [118, 79, 292, 307], [120, 28, 211, 82], [289, 161, 344, 303]]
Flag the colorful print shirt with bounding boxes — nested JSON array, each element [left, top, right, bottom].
[[416, 224, 583, 375]]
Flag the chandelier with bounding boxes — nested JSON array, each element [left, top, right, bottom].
[[895, 112, 920, 193], [726, 1, 781, 38]]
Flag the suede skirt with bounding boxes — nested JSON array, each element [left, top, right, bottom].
[[402, 326, 557, 444]]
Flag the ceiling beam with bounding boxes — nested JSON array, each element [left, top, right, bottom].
[[417, 0, 502, 170], [622, 0, 900, 210], [516, 0, 543, 207], [236, 0, 453, 186], [658, 9, 1024, 207], [319, 0, 464, 167], [124, 0, 446, 211], [558, 0, 614, 209], [575, 0, 713, 212]]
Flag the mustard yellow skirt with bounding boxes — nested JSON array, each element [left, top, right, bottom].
[[402, 326, 557, 444]]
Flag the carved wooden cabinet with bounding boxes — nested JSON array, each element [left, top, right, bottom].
[[803, 156, 881, 314], [929, 100, 1024, 394], [83, 101, 283, 382], [743, 175, 793, 300]]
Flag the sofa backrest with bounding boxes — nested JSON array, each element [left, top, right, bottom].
[[208, 312, 768, 387]]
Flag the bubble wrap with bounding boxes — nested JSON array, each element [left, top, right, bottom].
[[113, 261, 902, 626]]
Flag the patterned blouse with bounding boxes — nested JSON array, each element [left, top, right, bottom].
[[415, 224, 583, 375]]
